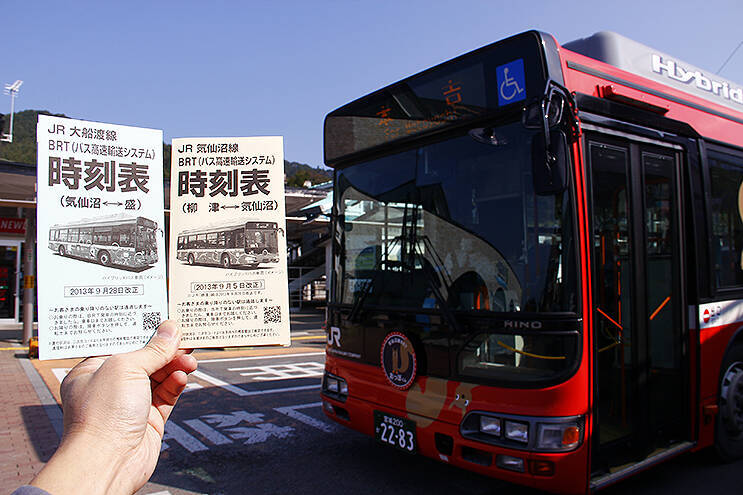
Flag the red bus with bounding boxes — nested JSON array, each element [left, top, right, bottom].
[[320, 30, 743, 493]]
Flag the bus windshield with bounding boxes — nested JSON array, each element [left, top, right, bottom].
[[334, 120, 577, 315]]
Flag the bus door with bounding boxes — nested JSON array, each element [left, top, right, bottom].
[[586, 129, 689, 472]]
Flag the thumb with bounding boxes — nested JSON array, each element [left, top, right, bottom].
[[128, 320, 181, 376]]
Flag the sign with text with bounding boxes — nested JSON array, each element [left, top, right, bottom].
[[36, 115, 168, 360], [169, 136, 289, 348]]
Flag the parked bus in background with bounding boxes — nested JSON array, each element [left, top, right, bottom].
[[321, 30, 743, 494], [49, 215, 158, 268], [176, 221, 281, 268]]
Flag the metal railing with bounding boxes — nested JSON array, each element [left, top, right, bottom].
[[288, 265, 326, 309]]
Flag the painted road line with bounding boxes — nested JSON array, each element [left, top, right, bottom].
[[191, 370, 252, 396], [52, 368, 71, 383], [198, 351, 325, 364], [0, 346, 28, 351], [228, 362, 325, 381], [184, 382, 204, 393], [52, 366, 203, 393], [275, 402, 336, 433], [191, 369, 321, 396], [291, 335, 326, 341], [162, 421, 208, 453], [183, 419, 233, 445]]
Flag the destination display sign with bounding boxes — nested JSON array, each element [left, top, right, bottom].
[[324, 32, 552, 166]]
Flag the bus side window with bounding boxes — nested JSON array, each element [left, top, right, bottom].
[[80, 229, 92, 244], [69, 228, 79, 243], [236, 230, 245, 248], [708, 147, 743, 289]]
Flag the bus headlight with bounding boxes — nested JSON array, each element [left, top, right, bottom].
[[479, 416, 502, 437], [322, 371, 348, 402], [504, 420, 529, 443], [461, 412, 584, 452]]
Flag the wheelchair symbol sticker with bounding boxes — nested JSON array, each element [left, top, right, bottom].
[[496, 59, 526, 105]]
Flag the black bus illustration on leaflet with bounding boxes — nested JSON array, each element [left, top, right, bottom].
[[176, 221, 282, 268], [49, 215, 159, 269]]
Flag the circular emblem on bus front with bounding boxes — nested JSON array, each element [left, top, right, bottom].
[[380, 332, 417, 390]]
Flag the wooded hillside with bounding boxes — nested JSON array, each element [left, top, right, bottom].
[[0, 110, 331, 185]]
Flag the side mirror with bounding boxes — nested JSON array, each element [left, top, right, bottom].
[[532, 130, 568, 195]]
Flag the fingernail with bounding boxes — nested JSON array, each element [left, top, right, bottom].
[[157, 321, 176, 339]]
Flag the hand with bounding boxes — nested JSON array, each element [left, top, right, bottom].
[[31, 320, 198, 495]]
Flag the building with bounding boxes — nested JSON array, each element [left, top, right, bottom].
[[0, 158, 331, 328]]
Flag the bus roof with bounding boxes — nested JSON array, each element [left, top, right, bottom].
[[177, 220, 278, 236], [50, 214, 156, 230], [563, 31, 743, 116]]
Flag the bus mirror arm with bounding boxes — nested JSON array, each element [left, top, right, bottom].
[[524, 81, 576, 196]]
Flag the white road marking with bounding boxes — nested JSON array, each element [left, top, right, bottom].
[[191, 370, 252, 396], [51, 368, 71, 383], [198, 351, 325, 363], [184, 382, 204, 393], [275, 402, 336, 433], [191, 369, 320, 396], [229, 362, 325, 381], [183, 419, 233, 445], [161, 421, 208, 453], [225, 423, 294, 444]]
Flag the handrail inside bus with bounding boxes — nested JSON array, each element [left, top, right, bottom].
[[496, 340, 566, 360], [649, 296, 671, 321], [596, 307, 623, 353]]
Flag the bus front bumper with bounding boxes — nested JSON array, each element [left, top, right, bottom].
[[321, 392, 589, 495]]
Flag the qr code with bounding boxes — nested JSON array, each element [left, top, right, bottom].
[[143, 312, 162, 333], [264, 306, 281, 324]]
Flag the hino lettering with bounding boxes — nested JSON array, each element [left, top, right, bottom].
[[503, 320, 543, 329], [651, 54, 743, 106]]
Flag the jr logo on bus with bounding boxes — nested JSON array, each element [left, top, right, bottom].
[[380, 332, 417, 390]]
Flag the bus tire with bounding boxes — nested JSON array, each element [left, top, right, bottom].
[[221, 254, 231, 268], [716, 343, 743, 462], [98, 250, 111, 266], [58, 245, 65, 256], [188, 254, 195, 265]]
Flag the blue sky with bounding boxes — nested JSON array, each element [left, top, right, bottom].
[[3, 0, 742, 167]]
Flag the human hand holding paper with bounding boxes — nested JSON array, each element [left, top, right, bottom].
[[29, 321, 197, 495]]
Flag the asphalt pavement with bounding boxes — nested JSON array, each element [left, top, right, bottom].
[[5, 308, 743, 495]]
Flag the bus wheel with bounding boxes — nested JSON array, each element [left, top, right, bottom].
[[188, 254, 195, 265], [98, 250, 111, 266], [221, 254, 231, 268], [716, 343, 743, 461], [58, 245, 65, 256]]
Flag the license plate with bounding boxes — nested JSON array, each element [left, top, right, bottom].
[[374, 411, 417, 454]]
